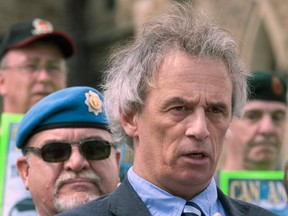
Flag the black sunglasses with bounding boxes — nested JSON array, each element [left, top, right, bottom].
[[22, 139, 113, 162]]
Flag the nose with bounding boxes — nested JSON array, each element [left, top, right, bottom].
[[257, 114, 275, 136], [63, 146, 89, 172], [185, 108, 209, 140], [35, 66, 53, 81]]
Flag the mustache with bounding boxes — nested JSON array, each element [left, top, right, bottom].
[[249, 137, 279, 147], [54, 170, 106, 195]]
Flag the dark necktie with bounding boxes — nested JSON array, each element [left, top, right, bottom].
[[181, 201, 205, 216]]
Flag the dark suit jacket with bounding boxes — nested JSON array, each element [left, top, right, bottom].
[[57, 177, 277, 216]]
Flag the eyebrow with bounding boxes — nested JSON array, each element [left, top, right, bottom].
[[162, 96, 229, 109], [210, 101, 229, 109], [160, 97, 190, 109]]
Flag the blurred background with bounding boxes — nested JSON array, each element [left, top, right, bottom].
[[1, 0, 287, 88], [0, 0, 288, 159]]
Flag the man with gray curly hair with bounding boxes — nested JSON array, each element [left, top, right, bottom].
[[58, 2, 277, 216]]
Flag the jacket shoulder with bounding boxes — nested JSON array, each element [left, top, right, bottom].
[[217, 188, 278, 216]]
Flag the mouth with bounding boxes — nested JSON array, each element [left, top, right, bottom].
[[187, 153, 205, 159], [183, 151, 207, 160], [251, 144, 278, 154], [33, 92, 51, 97], [181, 151, 209, 167], [56, 178, 102, 199], [63, 178, 93, 185], [250, 142, 279, 151], [59, 178, 101, 195], [58, 177, 91, 188], [31, 93, 51, 101]]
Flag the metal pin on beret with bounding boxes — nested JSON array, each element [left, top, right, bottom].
[[16, 86, 109, 149], [0, 18, 75, 60], [247, 70, 287, 104]]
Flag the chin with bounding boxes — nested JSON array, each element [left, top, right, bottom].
[[54, 193, 98, 212]]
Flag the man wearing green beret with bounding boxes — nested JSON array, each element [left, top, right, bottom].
[[223, 70, 287, 171]]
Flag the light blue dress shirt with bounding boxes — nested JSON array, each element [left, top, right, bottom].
[[127, 167, 227, 216]]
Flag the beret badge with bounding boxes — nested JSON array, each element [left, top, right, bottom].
[[271, 76, 284, 96], [85, 90, 103, 116]]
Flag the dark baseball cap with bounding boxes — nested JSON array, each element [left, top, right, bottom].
[[0, 18, 76, 60]]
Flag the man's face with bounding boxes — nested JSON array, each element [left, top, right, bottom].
[[0, 42, 67, 113], [17, 128, 120, 216], [228, 100, 287, 170], [123, 50, 233, 200]]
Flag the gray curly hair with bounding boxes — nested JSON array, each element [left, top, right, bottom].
[[103, 2, 248, 147]]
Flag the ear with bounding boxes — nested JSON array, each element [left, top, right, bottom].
[[16, 156, 30, 190], [115, 149, 121, 172], [119, 111, 138, 138], [0, 70, 6, 96]]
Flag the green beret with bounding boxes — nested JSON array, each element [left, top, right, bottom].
[[247, 70, 287, 104]]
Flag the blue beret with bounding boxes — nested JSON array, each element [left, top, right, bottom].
[[16, 86, 109, 149], [247, 70, 287, 104]]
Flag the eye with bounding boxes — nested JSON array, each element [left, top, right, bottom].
[[244, 111, 262, 121], [271, 112, 286, 123], [46, 64, 62, 72], [171, 106, 187, 112], [207, 106, 222, 113], [206, 104, 229, 115], [23, 63, 38, 72]]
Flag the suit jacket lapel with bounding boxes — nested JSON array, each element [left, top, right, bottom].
[[217, 187, 250, 216]]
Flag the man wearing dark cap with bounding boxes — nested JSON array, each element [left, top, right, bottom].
[[0, 18, 75, 113], [16, 86, 120, 216], [0, 18, 76, 216], [223, 70, 287, 170]]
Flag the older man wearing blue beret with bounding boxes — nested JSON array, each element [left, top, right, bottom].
[[16, 86, 120, 216]]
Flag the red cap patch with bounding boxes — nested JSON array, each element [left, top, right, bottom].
[[31, 19, 54, 35]]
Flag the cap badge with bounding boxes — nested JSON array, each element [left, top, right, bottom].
[[85, 90, 103, 116], [271, 76, 284, 96], [31, 18, 54, 35]]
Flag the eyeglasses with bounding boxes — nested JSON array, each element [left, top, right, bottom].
[[1, 60, 66, 75], [22, 139, 113, 162]]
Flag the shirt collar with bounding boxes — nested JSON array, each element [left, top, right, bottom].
[[127, 167, 220, 216]]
